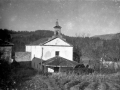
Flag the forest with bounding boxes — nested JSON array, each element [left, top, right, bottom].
[[0, 28, 120, 63]]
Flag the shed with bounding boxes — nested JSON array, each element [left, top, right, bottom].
[[43, 56, 78, 73], [15, 52, 31, 67]]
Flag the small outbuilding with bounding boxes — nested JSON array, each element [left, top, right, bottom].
[[42, 56, 78, 73], [0, 39, 14, 63], [15, 52, 31, 67]]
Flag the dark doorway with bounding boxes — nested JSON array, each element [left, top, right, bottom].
[[55, 51, 59, 56], [54, 67, 59, 72]]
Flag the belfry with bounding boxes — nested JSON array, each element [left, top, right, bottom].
[[53, 19, 62, 37]]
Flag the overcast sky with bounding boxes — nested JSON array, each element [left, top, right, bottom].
[[0, 0, 120, 36]]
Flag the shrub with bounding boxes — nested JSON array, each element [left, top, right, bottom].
[[0, 59, 12, 89], [17, 75, 48, 90], [10, 65, 37, 89]]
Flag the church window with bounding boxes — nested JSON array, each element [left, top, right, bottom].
[[55, 51, 59, 56], [56, 31, 58, 36]]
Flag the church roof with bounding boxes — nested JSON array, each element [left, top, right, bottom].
[[42, 35, 68, 45], [28, 37, 50, 45], [27, 35, 72, 46], [43, 56, 78, 67], [54, 25, 61, 29]]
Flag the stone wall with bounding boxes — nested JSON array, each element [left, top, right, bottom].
[[0, 46, 12, 63]]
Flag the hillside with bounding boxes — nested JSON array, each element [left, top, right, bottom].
[[92, 33, 120, 40], [0, 29, 120, 63], [11, 30, 54, 51]]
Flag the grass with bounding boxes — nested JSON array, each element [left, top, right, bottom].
[[49, 72, 120, 90], [7, 65, 120, 90], [8, 65, 38, 89]]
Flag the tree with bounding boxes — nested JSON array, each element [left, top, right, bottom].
[[73, 46, 82, 63]]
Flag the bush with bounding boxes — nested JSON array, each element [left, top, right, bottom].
[[0, 59, 12, 89], [9, 65, 37, 89], [8, 71, 120, 90], [17, 75, 48, 90]]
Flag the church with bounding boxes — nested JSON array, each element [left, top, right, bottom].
[[25, 20, 78, 73]]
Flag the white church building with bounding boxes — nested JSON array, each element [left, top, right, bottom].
[[25, 20, 78, 73]]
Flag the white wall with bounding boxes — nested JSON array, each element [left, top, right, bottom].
[[42, 46, 73, 60], [26, 45, 42, 60], [26, 45, 73, 61], [26, 46, 32, 52]]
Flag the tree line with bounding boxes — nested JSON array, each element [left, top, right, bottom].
[[0, 29, 120, 63]]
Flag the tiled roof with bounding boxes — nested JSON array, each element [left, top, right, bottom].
[[0, 39, 14, 46], [42, 36, 67, 45], [28, 37, 50, 45], [27, 35, 71, 46], [15, 52, 31, 57], [43, 56, 78, 67], [15, 52, 31, 62]]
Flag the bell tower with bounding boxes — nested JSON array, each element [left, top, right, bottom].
[[53, 19, 62, 37]]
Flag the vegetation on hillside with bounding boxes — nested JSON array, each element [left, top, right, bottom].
[[92, 33, 120, 40], [0, 29, 120, 63]]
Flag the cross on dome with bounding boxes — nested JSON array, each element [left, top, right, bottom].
[[56, 19, 59, 26]]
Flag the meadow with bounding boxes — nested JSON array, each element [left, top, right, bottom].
[[9, 66, 120, 90]]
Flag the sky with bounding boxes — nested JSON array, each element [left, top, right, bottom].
[[0, 0, 120, 36]]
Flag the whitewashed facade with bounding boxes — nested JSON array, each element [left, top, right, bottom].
[[26, 39, 73, 61]]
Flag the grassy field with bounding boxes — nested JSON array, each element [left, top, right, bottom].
[[9, 67, 120, 90]]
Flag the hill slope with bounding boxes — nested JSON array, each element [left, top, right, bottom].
[[92, 33, 120, 40], [1, 29, 120, 63]]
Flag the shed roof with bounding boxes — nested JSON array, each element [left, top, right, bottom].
[[15, 52, 31, 62], [43, 56, 78, 67]]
